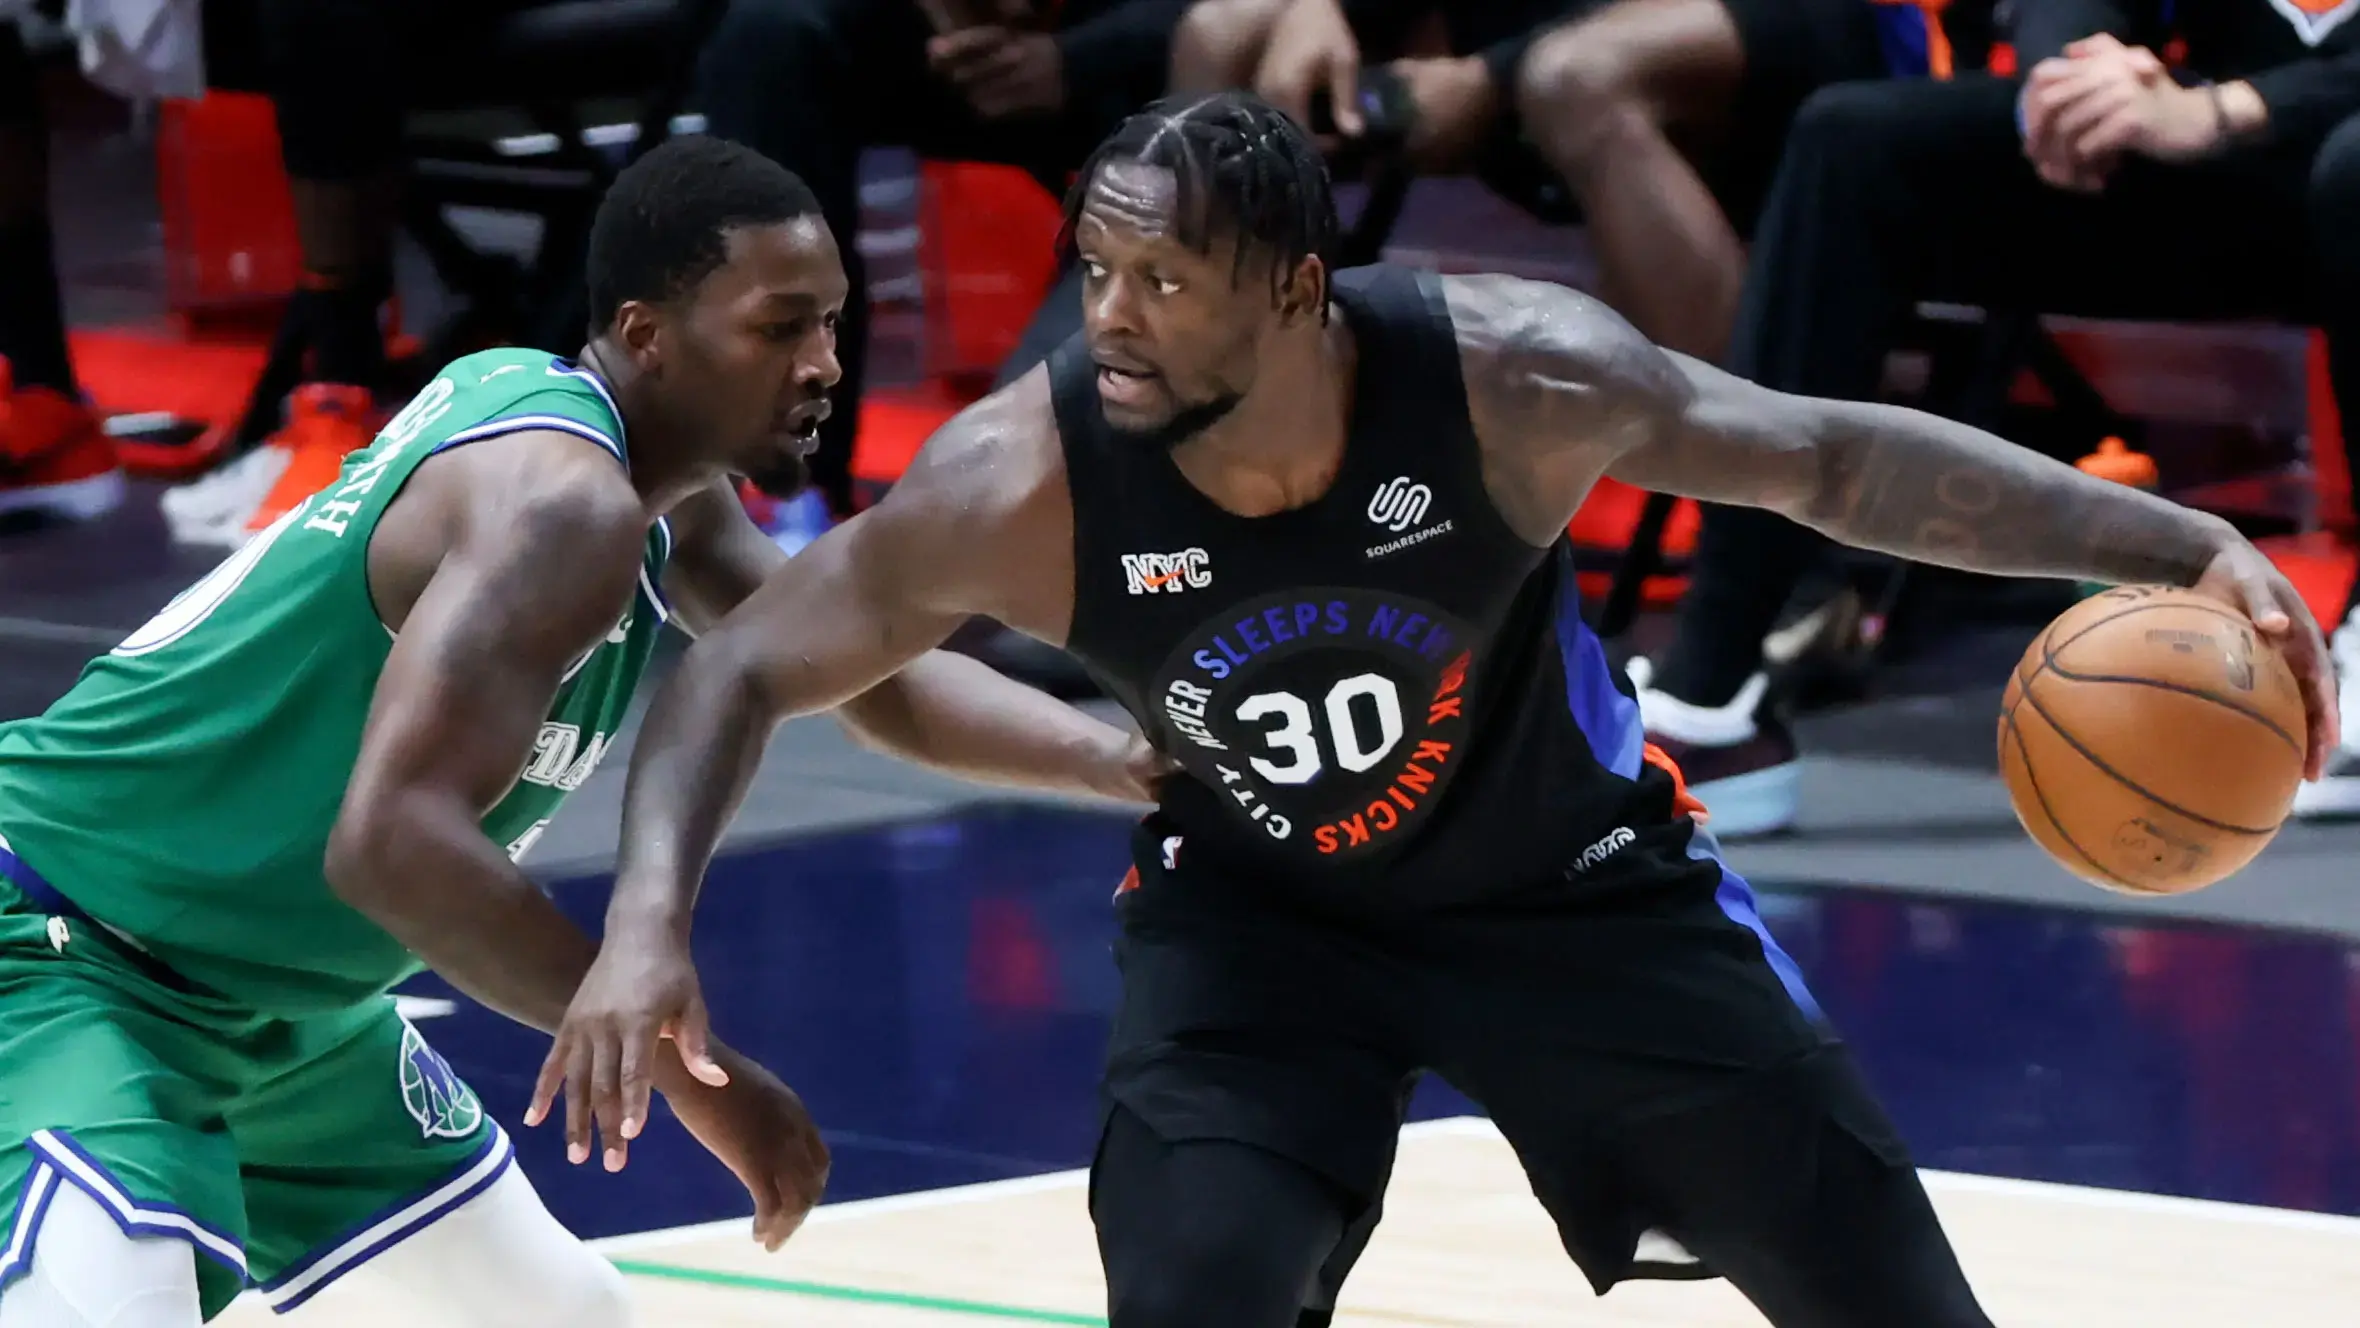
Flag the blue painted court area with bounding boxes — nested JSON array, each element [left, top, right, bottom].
[[398, 805, 2360, 1243]]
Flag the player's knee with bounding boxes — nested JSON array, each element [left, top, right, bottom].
[[360, 1168, 635, 1328], [1170, 0, 1288, 92], [1106, 1252, 1296, 1326], [535, 1251, 635, 1328], [1105, 1218, 1314, 1327]]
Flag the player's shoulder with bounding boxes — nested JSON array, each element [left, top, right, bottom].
[[889, 364, 1067, 526], [1437, 272, 1690, 439], [397, 355, 643, 541], [396, 429, 647, 592], [418, 349, 627, 453], [850, 364, 1070, 621], [1437, 273, 1649, 370]]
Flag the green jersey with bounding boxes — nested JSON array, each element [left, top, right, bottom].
[[0, 349, 673, 1014]]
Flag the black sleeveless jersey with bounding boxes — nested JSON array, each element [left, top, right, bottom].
[[1057, 265, 1708, 911]]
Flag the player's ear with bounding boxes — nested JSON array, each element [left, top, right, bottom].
[[1276, 256, 1326, 328], [611, 300, 664, 373]]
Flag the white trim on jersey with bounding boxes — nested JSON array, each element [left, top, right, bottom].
[[19, 1132, 248, 1278], [256, 1127, 515, 1314], [430, 414, 624, 464], [638, 568, 673, 626], [545, 363, 627, 453], [641, 516, 676, 625], [0, 1159, 60, 1294]]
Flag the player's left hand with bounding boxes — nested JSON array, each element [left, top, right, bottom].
[[526, 926, 724, 1171], [1097, 733, 1179, 803], [668, 1049, 832, 1252], [2188, 540, 2341, 779]]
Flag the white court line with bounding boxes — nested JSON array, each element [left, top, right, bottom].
[[593, 1115, 2360, 1256]]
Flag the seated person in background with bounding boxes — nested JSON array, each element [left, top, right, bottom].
[[1628, 0, 2360, 833], [0, 17, 124, 522], [200, 1, 581, 516], [1171, 0, 1562, 182], [983, 0, 1546, 395], [691, 0, 1190, 545], [1172, 0, 1960, 363], [14, 0, 610, 542]]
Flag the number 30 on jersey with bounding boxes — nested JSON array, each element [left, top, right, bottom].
[[1234, 673, 1406, 785]]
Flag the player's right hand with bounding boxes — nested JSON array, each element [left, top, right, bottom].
[[1256, 0, 1362, 144], [2189, 540, 2341, 779], [668, 1050, 832, 1252], [526, 929, 726, 1172]]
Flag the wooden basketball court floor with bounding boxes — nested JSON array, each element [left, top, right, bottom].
[[219, 1115, 2360, 1327]]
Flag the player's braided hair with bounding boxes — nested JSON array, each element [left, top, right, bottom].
[[586, 135, 824, 333], [1058, 91, 1340, 318]]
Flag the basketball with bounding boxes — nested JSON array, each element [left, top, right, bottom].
[[1998, 585, 2307, 894]]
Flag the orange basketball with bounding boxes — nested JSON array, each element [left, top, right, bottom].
[[1998, 585, 2307, 894]]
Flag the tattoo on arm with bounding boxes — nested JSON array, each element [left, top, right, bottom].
[[1784, 398, 2228, 586], [1451, 274, 1703, 545], [1450, 273, 2239, 587]]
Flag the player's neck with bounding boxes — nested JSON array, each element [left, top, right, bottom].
[[576, 342, 719, 513], [1169, 321, 1354, 515]]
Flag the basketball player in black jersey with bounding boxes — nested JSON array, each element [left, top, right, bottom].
[[543, 94, 2338, 1326]]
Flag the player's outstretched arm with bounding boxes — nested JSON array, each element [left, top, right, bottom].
[[533, 378, 1134, 1175], [611, 381, 1096, 928], [1448, 273, 2339, 775], [661, 475, 1165, 802], [330, 433, 827, 1247], [324, 433, 650, 1033]]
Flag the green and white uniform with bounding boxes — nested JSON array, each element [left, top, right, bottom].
[[0, 349, 671, 1318]]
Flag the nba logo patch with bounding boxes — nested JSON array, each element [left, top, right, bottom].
[[399, 1019, 484, 1140]]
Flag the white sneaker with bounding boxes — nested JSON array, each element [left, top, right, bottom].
[[1627, 658, 1800, 839], [2292, 608, 2360, 818], [161, 445, 291, 545]]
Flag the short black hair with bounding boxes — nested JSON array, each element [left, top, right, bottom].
[[1058, 91, 1338, 310], [585, 135, 825, 331]]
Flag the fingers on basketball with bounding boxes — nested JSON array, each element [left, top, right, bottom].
[[1999, 586, 2307, 896]]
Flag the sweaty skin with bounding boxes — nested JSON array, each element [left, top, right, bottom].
[[326, 205, 1164, 1247], [615, 272, 2337, 826], [543, 170, 2339, 1173]]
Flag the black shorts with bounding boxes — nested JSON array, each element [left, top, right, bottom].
[[1096, 820, 1916, 1294]]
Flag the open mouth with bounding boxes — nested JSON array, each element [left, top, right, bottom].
[[1096, 363, 1159, 407], [1092, 349, 1160, 402], [781, 403, 831, 453]]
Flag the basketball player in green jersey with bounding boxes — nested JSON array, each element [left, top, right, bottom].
[[0, 136, 1161, 1327]]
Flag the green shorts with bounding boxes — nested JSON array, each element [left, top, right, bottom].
[[0, 880, 503, 1320]]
